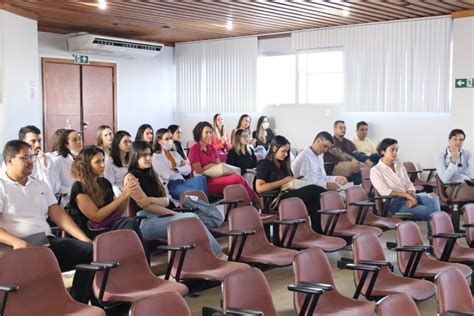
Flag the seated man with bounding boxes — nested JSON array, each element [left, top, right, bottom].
[[436, 129, 474, 201], [324, 120, 365, 184], [1, 125, 58, 191], [0, 140, 93, 302], [292, 131, 348, 191], [352, 121, 380, 165]]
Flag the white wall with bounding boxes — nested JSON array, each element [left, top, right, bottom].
[[176, 35, 453, 169], [450, 16, 474, 159], [0, 10, 40, 149], [38, 32, 175, 136]]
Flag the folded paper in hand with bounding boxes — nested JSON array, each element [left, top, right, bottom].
[[201, 163, 241, 178], [281, 178, 312, 191], [22, 232, 50, 246]]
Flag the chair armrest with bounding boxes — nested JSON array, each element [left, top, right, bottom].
[[407, 171, 422, 175], [374, 195, 393, 200], [217, 199, 244, 205], [463, 223, 474, 228], [0, 285, 19, 293], [395, 245, 432, 252], [359, 260, 393, 268], [225, 307, 264, 316], [350, 201, 376, 207], [257, 191, 279, 198], [75, 263, 112, 271], [287, 284, 325, 295], [318, 209, 347, 215], [273, 219, 306, 225], [432, 233, 465, 239], [345, 263, 380, 272], [297, 281, 334, 291], [440, 312, 474, 316], [220, 230, 256, 237], [173, 207, 199, 212], [422, 168, 436, 172], [392, 212, 414, 219], [90, 261, 119, 269], [465, 180, 474, 187], [156, 244, 196, 251], [443, 182, 463, 187]]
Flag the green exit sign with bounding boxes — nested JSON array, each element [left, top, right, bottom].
[[455, 78, 474, 88], [74, 54, 89, 64]]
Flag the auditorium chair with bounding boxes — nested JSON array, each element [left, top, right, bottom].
[[351, 232, 436, 301], [436, 268, 474, 315]]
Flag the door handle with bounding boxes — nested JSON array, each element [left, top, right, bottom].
[[81, 122, 89, 129]]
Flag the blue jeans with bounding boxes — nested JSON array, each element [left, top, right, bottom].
[[167, 176, 207, 200], [137, 210, 222, 253], [389, 193, 441, 236]]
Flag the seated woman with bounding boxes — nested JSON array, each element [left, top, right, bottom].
[[211, 113, 231, 161], [104, 130, 132, 197], [68, 146, 145, 245], [135, 123, 154, 147], [125, 141, 222, 253], [255, 135, 326, 233], [189, 121, 261, 207], [46, 128, 66, 163], [231, 114, 256, 146], [152, 128, 207, 200], [226, 128, 257, 186], [371, 138, 441, 236], [252, 116, 275, 152], [436, 129, 474, 201], [168, 124, 187, 160], [54, 129, 83, 206], [95, 125, 113, 157]]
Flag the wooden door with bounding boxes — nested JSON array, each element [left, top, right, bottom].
[[81, 65, 115, 146], [42, 58, 116, 151], [42, 61, 81, 151]]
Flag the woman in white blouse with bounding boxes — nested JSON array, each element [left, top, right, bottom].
[[370, 138, 440, 236], [104, 130, 132, 197], [152, 128, 207, 200], [54, 129, 83, 206]]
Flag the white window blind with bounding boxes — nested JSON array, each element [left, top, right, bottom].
[[292, 16, 451, 112], [176, 37, 257, 113]]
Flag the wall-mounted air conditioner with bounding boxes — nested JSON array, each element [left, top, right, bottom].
[[66, 33, 163, 58]]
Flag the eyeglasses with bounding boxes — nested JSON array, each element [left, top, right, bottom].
[[15, 155, 35, 162]]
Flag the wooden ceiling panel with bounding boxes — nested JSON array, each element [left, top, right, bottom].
[[5, 1, 474, 45]]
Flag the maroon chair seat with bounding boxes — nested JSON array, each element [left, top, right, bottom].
[[222, 268, 277, 316], [229, 206, 298, 266], [346, 187, 402, 229], [375, 293, 420, 316], [278, 197, 346, 252], [130, 292, 191, 316], [294, 248, 375, 315], [403, 161, 435, 191], [0, 247, 105, 316], [432, 211, 474, 263], [435, 268, 474, 314], [396, 221, 471, 279], [167, 217, 249, 281], [93, 230, 188, 303], [352, 232, 435, 301], [463, 204, 474, 247], [320, 191, 383, 238]]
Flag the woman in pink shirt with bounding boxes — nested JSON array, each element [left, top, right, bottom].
[[211, 113, 231, 161], [189, 121, 260, 205], [370, 138, 440, 236]]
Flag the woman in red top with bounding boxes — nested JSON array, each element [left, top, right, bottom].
[[189, 121, 261, 206]]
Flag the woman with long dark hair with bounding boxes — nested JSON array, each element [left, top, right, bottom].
[[104, 130, 132, 196], [135, 124, 154, 146], [255, 135, 326, 232], [68, 146, 144, 242], [152, 128, 207, 200], [226, 128, 257, 185], [231, 114, 256, 146], [168, 124, 187, 160], [125, 141, 222, 252]]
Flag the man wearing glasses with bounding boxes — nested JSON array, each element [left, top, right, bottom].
[[0, 140, 93, 302]]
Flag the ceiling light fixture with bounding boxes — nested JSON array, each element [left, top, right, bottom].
[[342, 9, 350, 17], [98, 0, 107, 10], [226, 20, 233, 31]]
